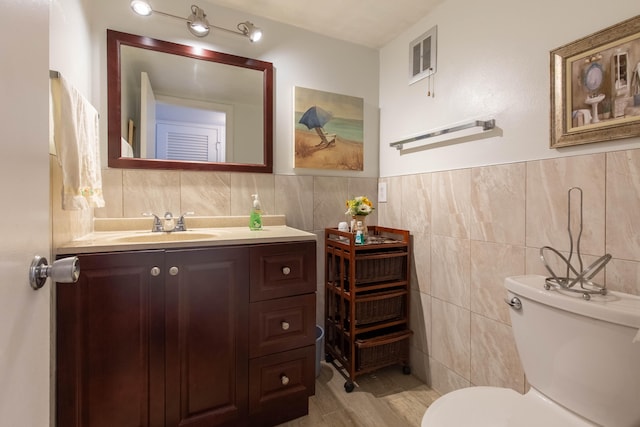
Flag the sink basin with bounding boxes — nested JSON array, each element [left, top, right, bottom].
[[108, 231, 218, 244]]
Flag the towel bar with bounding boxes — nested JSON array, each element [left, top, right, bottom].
[[389, 119, 495, 150]]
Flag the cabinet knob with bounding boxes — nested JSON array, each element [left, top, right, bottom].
[[169, 266, 179, 276], [281, 266, 291, 275], [281, 321, 290, 331], [150, 266, 161, 277], [280, 374, 290, 385]]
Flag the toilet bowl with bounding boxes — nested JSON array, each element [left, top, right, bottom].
[[421, 387, 594, 427], [421, 275, 640, 427]]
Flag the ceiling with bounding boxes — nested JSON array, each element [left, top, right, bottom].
[[206, 0, 444, 49]]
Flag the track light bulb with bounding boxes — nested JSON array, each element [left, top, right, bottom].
[[130, 0, 152, 16]]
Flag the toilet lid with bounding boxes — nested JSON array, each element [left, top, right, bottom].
[[422, 387, 595, 427]]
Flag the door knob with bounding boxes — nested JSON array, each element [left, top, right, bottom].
[[29, 256, 79, 290]]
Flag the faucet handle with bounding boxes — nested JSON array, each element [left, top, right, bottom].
[[143, 212, 163, 232], [176, 211, 195, 231]]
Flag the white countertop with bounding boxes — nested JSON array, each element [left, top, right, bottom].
[[56, 216, 316, 255]]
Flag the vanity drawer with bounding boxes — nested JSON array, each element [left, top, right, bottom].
[[249, 294, 315, 358], [248, 345, 315, 417], [250, 241, 316, 302]]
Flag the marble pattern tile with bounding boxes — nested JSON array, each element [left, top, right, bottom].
[[229, 173, 275, 216], [180, 171, 230, 216], [313, 177, 349, 231], [470, 314, 524, 393], [470, 163, 525, 245], [431, 235, 470, 309], [428, 356, 470, 396], [122, 169, 181, 217], [606, 149, 640, 261], [411, 232, 431, 295], [526, 154, 605, 256], [432, 169, 470, 239], [409, 346, 431, 385], [410, 290, 431, 356], [605, 258, 640, 296], [377, 176, 402, 229], [431, 298, 471, 380], [401, 173, 431, 234], [95, 168, 123, 218], [275, 175, 314, 231], [470, 240, 525, 325]]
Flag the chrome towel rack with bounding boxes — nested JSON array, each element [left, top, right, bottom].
[[389, 119, 495, 150]]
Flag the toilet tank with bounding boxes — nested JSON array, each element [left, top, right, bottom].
[[505, 275, 640, 427]]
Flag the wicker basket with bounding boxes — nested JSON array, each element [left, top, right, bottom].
[[355, 330, 410, 371], [355, 293, 404, 325], [354, 253, 405, 285]]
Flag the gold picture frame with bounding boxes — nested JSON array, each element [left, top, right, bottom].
[[550, 15, 640, 148]]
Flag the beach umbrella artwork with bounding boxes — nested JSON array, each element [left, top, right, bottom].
[[299, 106, 335, 146]]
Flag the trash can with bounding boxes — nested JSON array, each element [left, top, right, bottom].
[[315, 325, 324, 378]]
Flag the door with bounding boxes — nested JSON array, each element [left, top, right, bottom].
[[165, 247, 249, 427], [0, 0, 50, 424], [140, 71, 157, 158], [56, 251, 166, 427]]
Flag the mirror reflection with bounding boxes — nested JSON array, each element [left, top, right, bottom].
[[107, 30, 273, 172]]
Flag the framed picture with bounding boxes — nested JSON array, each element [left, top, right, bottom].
[[550, 15, 640, 148], [294, 86, 364, 170]]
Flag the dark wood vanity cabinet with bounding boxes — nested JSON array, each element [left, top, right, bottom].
[[56, 241, 316, 427]]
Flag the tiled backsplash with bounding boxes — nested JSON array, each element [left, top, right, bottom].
[[379, 149, 640, 397]]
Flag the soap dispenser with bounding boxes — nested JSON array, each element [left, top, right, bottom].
[[249, 194, 263, 230]]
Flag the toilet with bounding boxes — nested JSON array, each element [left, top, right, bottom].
[[422, 275, 640, 427]]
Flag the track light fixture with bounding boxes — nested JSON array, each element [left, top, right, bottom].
[[130, 0, 262, 42]]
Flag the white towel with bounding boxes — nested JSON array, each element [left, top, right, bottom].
[[50, 75, 105, 210], [121, 137, 134, 158]]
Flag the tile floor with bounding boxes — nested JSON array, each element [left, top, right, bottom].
[[277, 362, 440, 426]]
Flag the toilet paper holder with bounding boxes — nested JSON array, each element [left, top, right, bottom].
[[29, 255, 80, 290]]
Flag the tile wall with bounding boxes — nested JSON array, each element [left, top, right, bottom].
[[379, 149, 640, 396], [52, 148, 640, 398]]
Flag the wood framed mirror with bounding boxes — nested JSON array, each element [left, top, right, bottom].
[[107, 29, 273, 172]]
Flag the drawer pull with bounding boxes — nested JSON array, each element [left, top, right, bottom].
[[169, 266, 179, 276], [150, 266, 161, 277], [280, 374, 290, 385], [281, 321, 290, 330], [281, 266, 291, 275]]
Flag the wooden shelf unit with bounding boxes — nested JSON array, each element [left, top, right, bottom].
[[324, 226, 412, 392]]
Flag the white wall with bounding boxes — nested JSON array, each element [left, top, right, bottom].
[[89, 0, 381, 177], [379, 0, 640, 177]]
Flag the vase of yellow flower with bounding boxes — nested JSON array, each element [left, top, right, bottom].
[[345, 196, 374, 239]]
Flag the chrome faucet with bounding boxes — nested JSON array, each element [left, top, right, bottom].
[[143, 212, 163, 232], [175, 212, 194, 231], [162, 212, 176, 232], [143, 211, 194, 232]]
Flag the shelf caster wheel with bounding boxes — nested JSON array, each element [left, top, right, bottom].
[[402, 365, 411, 375], [344, 381, 355, 393], [325, 353, 334, 363]]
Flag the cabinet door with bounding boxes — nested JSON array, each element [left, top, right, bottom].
[[165, 247, 249, 427], [56, 250, 165, 427]]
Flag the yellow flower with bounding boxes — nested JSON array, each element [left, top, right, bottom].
[[345, 196, 374, 216]]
